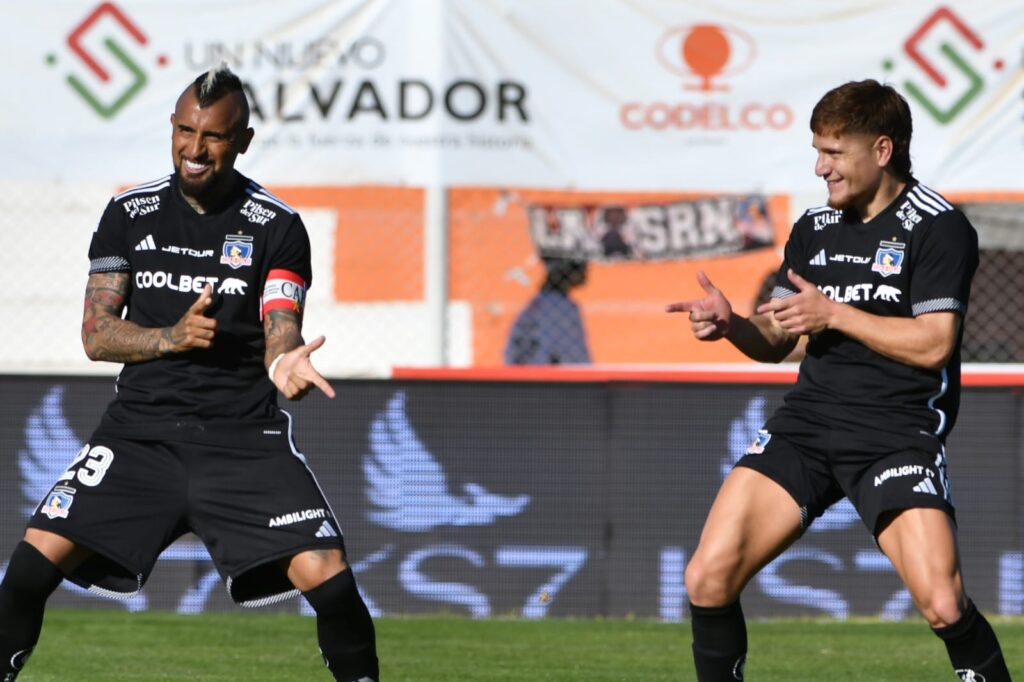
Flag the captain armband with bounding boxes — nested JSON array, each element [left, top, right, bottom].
[[262, 269, 307, 318]]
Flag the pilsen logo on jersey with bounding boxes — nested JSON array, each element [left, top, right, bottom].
[[220, 235, 254, 269], [871, 240, 905, 277], [123, 195, 160, 219], [240, 199, 276, 226]]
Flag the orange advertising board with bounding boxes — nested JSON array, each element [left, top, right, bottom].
[[272, 186, 425, 303]]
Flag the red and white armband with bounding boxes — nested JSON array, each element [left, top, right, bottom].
[[262, 269, 307, 318]]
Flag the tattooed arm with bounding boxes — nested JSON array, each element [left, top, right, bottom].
[[264, 307, 335, 400], [81, 272, 217, 363]]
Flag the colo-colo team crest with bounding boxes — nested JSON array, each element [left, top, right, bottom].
[[42, 485, 76, 520], [221, 234, 254, 269], [871, 240, 905, 277]]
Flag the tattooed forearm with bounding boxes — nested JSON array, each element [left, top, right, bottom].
[[81, 272, 179, 363], [264, 308, 303, 366], [88, 318, 180, 362]]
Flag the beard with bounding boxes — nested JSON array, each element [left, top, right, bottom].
[[174, 163, 237, 208], [175, 165, 216, 196], [176, 171, 211, 198]]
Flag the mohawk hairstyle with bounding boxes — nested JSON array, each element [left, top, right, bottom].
[[189, 63, 250, 128]]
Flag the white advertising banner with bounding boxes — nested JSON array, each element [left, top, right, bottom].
[[2, 0, 1021, 191], [0, 1, 1021, 374]]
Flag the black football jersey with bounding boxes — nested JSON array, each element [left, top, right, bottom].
[[87, 172, 312, 429], [766, 179, 978, 445]]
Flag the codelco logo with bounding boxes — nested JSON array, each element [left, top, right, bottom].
[[46, 2, 168, 119], [621, 23, 793, 132], [883, 6, 1005, 124], [656, 23, 756, 92]]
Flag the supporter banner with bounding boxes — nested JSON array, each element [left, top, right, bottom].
[[2, 376, 1021, 620], [526, 195, 775, 262], [3, 1, 1021, 190]]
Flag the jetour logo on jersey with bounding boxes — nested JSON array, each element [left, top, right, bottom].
[[220, 235, 254, 269], [45, 2, 169, 119], [620, 23, 794, 132], [829, 253, 871, 264], [161, 244, 215, 258]]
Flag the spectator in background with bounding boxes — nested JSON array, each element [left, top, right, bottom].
[[735, 196, 774, 249], [505, 256, 591, 365], [600, 206, 633, 259]]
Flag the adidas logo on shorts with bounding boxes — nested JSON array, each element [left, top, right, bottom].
[[315, 520, 338, 538], [912, 477, 938, 495]]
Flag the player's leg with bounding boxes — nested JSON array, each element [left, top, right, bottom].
[[191, 431, 379, 682], [877, 508, 1010, 681], [686, 466, 804, 681], [282, 549, 379, 682], [9, 436, 191, 679], [0, 529, 93, 680]]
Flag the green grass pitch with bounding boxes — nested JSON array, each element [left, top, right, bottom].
[[21, 609, 1024, 680]]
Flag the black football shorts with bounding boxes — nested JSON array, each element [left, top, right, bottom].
[[27, 425, 344, 607], [734, 425, 955, 535]]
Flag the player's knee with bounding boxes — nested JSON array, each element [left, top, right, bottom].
[[284, 548, 349, 593], [916, 588, 965, 628], [1, 541, 65, 603], [685, 553, 740, 607]]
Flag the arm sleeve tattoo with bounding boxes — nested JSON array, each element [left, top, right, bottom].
[[81, 272, 181, 363], [264, 308, 303, 368]]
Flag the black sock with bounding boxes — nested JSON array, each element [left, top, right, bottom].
[[0, 542, 65, 679], [933, 600, 1011, 682], [690, 601, 747, 681], [303, 568, 379, 682]]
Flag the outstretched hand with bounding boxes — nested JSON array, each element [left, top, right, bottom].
[[169, 284, 217, 351], [756, 269, 833, 336], [665, 271, 733, 341], [270, 335, 336, 401]]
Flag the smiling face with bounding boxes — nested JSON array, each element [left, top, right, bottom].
[[812, 131, 892, 213], [170, 86, 253, 205]]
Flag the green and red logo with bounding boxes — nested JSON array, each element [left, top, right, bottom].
[[46, 2, 168, 119], [883, 6, 1005, 124]]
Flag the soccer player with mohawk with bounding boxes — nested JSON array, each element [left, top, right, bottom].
[[0, 65, 379, 681]]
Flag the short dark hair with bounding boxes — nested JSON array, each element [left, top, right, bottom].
[[542, 257, 587, 292], [810, 79, 913, 179], [190, 64, 249, 129]]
